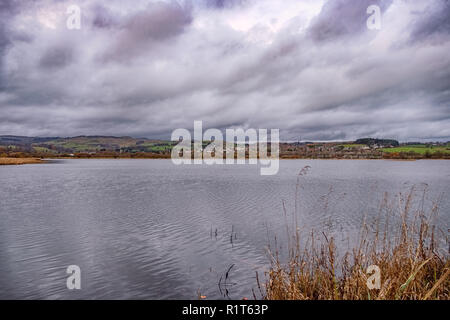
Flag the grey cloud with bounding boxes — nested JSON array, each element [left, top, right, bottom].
[[0, 0, 449, 142], [309, 0, 392, 42], [103, 1, 192, 61], [205, 0, 247, 9], [0, 0, 20, 16], [0, 0, 21, 90], [123, 2, 192, 41], [39, 46, 75, 69], [91, 5, 119, 29], [410, 0, 450, 43]]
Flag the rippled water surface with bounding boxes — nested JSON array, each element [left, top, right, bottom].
[[0, 159, 449, 299]]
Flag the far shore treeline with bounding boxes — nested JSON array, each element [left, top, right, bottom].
[[0, 135, 449, 160]]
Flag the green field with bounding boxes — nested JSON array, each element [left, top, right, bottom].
[[382, 145, 450, 155]]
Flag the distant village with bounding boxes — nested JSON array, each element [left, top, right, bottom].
[[280, 139, 449, 159]]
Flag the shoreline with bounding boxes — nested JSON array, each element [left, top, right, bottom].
[[46, 157, 447, 161], [1, 157, 448, 165]]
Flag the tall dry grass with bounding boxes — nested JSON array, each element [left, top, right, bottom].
[[262, 168, 449, 300]]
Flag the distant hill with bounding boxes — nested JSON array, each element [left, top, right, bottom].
[[0, 135, 57, 145], [0, 135, 175, 154]]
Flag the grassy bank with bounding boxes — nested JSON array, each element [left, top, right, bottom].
[[261, 169, 449, 300], [0, 157, 45, 165], [382, 145, 450, 157]]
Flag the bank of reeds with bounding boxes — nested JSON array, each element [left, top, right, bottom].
[[0, 157, 45, 165], [262, 168, 449, 300]]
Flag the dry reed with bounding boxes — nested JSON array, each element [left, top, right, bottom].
[[262, 168, 449, 300]]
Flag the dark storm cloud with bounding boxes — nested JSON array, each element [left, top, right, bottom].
[[103, 1, 192, 61], [0, 0, 449, 141]]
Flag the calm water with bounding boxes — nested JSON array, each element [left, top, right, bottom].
[[0, 159, 449, 299]]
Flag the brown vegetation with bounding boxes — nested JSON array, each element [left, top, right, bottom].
[[261, 170, 449, 300], [0, 157, 45, 165]]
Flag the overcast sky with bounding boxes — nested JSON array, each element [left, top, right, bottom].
[[0, 0, 449, 141]]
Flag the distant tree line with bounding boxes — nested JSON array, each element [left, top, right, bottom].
[[355, 138, 399, 147]]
